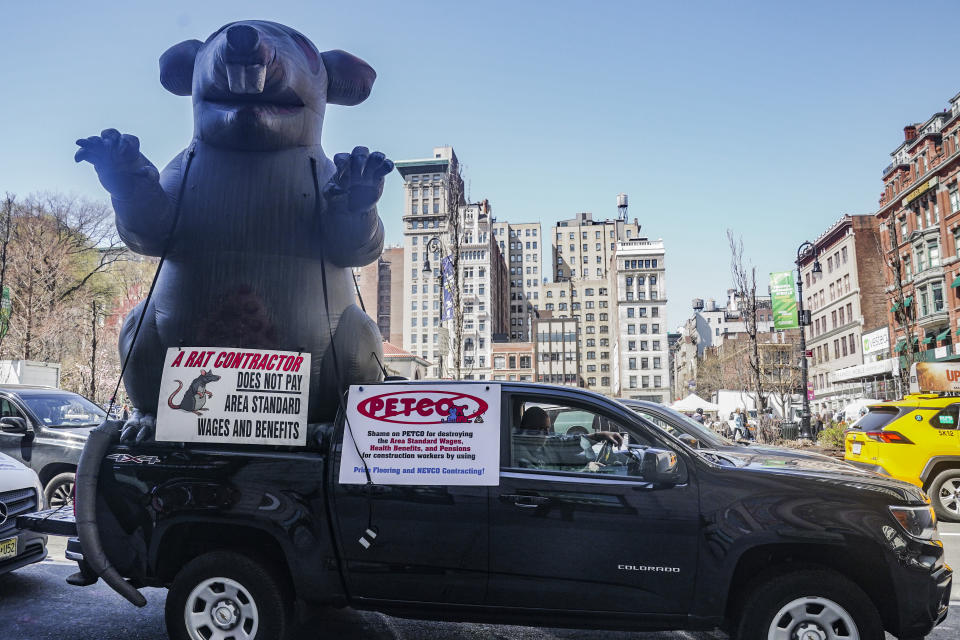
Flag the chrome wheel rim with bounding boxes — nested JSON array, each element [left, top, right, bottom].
[[938, 479, 960, 516], [767, 596, 859, 640], [184, 577, 259, 640], [49, 481, 74, 508]]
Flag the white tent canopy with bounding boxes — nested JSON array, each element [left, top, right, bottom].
[[670, 394, 721, 413]]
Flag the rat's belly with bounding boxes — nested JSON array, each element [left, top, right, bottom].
[[150, 253, 354, 351]]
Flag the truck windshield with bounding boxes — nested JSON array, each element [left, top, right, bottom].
[[21, 393, 106, 427], [628, 404, 734, 449]]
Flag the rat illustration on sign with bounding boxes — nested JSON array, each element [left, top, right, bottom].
[[74, 21, 392, 441], [167, 370, 221, 416]]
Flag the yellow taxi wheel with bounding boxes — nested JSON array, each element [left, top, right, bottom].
[[928, 469, 960, 523]]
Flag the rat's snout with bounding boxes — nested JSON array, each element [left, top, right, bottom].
[[223, 24, 269, 94]]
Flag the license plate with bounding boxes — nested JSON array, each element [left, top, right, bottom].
[[851, 442, 862, 455], [0, 537, 16, 560]]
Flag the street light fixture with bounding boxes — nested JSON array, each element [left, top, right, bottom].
[[795, 241, 821, 440], [422, 236, 443, 275]]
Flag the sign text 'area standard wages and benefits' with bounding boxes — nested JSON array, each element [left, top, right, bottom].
[[155, 347, 309, 446], [339, 384, 500, 486]]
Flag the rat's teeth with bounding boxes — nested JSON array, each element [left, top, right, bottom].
[[226, 64, 266, 95], [226, 64, 246, 93]]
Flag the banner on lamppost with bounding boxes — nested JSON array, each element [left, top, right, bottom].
[[440, 256, 455, 321], [769, 271, 799, 330], [0, 286, 10, 339]]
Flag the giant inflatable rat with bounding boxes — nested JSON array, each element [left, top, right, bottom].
[[75, 21, 392, 440]]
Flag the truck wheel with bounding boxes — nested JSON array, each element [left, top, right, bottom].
[[929, 469, 960, 523], [165, 551, 291, 640], [44, 472, 75, 509], [735, 569, 881, 640]]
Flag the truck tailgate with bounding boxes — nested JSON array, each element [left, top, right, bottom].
[[17, 507, 78, 536]]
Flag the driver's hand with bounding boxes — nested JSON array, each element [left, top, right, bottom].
[[589, 431, 624, 447], [585, 461, 605, 472]]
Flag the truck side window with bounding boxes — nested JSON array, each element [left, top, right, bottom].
[[0, 397, 24, 419], [509, 397, 651, 477], [929, 404, 960, 430]]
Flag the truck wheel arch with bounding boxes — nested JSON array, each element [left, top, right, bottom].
[[38, 462, 77, 488], [721, 541, 897, 633], [151, 520, 294, 593]]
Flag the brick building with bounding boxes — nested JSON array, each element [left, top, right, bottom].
[[797, 215, 887, 414], [876, 92, 960, 375], [354, 245, 404, 346], [491, 339, 535, 382]]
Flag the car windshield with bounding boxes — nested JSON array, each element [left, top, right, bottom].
[[20, 393, 106, 427], [626, 403, 734, 449]]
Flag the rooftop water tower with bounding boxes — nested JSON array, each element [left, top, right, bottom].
[[617, 193, 628, 221]]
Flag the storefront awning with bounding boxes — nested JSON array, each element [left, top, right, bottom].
[[903, 296, 914, 308], [951, 274, 960, 288], [894, 339, 906, 352], [912, 335, 920, 344], [937, 328, 951, 341], [922, 336, 933, 344], [890, 302, 900, 313]]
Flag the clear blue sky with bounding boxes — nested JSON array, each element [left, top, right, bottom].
[[5, 1, 958, 328]]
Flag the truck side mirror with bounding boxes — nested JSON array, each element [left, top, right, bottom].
[[640, 448, 683, 485], [0, 416, 29, 434]]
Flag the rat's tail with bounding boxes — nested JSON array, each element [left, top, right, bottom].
[[167, 380, 183, 410]]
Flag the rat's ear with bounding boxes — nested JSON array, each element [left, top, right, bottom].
[[321, 50, 376, 106], [160, 39, 203, 96]]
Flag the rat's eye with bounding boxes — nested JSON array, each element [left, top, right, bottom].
[[291, 32, 321, 74]]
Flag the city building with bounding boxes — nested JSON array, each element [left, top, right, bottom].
[[553, 211, 641, 281], [491, 339, 535, 382], [610, 238, 669, 402], [534, 315, 581, 386], [875, 91, 960, 380], [541, 279, 614, 394], [492, 221, 542, 340], [382, 341, 430, 380], [354, 245, 404, 346], [397, 147, 508, 379], [797, 215, 888, 414], [669, 291, 775, 401]]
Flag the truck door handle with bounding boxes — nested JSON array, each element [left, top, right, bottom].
[[499, 494, 550, 508]]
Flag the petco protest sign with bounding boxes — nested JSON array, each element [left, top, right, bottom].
[[155, 347, 309, 446], [339, 384, 500, 486]]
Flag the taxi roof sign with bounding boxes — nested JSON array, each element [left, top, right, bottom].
[[909, 361, 960, 394]]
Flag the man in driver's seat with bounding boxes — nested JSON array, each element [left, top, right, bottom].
[[513, 406, 624, 472]]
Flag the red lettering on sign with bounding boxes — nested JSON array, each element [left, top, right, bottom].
[[948, 369, 960, 382], [356, 390, 489, 424]]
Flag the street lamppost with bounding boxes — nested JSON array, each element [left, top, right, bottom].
[[796, 241, 822, 440], [422, 236, 446, 378]]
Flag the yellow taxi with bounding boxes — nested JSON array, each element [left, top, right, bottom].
[[845, 393, 960, 521]]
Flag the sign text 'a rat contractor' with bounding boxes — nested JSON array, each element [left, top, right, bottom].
[[155, 347, 309, 446], [339, 384, 500, 485]]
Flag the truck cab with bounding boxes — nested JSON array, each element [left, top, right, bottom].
[[20, 381, 953, 640]]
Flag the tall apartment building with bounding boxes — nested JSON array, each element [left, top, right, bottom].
[[398, 146, 460, 375], [354, 245, 404, 346], [611, 239, 669, 402], [553, 212, 641, 281], [541, 279, 615, 393], [397, 147, 508, 379], [534, 315, 581, 386], [876, 92, 960, 377], [798, 215, 887, 415], [492, 221, 542, 340]]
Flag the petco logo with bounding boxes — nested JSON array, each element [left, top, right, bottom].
[[356, 390, 488, 425]]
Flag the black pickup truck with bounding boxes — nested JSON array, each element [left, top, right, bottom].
[[21, 381, 953, 640]]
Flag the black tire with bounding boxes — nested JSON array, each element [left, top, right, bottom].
[[929, 469, 960, 523], [44, 472, 75, 509], [165, 551, 292, 640], [734, 568, 882, 640]]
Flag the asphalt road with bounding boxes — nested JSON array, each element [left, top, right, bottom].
[[1, 533, 957, 640]]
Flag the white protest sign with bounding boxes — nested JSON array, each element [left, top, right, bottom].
[[155, 347, 309, 446], [339, 384, 500, 486]]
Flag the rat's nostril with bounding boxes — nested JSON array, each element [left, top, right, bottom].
[[226, 25, 260, 55]]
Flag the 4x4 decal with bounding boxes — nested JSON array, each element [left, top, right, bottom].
[[107, 453, 161, 465]]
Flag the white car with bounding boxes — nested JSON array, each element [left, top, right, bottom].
[[0, 452, 47, 575]]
